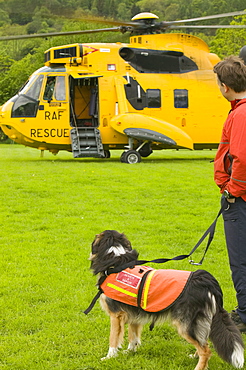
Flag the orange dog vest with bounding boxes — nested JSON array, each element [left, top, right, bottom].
[[101, 266, 192, 312]]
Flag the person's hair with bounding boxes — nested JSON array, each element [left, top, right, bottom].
[[213, 56, 246, 93]]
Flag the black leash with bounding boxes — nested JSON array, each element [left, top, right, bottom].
[[84, 199, 227, 314], [108, 198, 227, 271], [83, 290, 102, 315]]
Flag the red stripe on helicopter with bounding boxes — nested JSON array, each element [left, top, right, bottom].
[[83, 46, 99, 56]]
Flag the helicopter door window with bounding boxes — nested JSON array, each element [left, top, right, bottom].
[[43, 77, 56, 101], [147, 89, 161, 108], [54, 76, 66, 101], [174, 89, 188, 108]]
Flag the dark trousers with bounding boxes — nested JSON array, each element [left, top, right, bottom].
[[222, 196, 246, 323]]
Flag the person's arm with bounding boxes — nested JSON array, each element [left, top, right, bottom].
[[226, 108, 246, 197]]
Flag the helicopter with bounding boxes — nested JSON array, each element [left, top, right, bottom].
[[1, 11, 246, 163]]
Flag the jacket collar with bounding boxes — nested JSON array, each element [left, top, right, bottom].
[[230, 98, 246, 110]]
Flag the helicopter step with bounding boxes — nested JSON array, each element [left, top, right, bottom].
[[70, 127, 105, 158]]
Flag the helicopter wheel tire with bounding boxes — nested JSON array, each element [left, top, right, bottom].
[[122, 150, 141, 164], [120, 151, 127, 162], [104, 150, 111, 158]]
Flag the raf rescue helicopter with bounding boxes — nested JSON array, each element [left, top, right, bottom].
[[1, 11, 246, 163]]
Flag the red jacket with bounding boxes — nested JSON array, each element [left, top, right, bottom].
[[214, 98, 246, 201]]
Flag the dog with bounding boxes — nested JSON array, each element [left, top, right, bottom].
[[88, 230, 244, 370]]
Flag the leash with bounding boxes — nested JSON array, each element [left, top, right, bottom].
[[107, 198, 227, 272], [84, 199, 227, 314]]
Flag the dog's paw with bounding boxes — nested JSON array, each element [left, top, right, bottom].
[[189, 351, 198, 359], [125, 340, 141, 352], [101, 347, 118, 360]]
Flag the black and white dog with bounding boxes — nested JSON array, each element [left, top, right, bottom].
[[89, 230, 244, 370]]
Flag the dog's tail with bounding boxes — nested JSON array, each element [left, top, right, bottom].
[[210, 306, 244, 368]]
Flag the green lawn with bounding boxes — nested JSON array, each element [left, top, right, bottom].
[[0, 145, 242, 369]]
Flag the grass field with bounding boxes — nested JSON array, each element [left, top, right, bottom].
[[0, 145, 243, 370]]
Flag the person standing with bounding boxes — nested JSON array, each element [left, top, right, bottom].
[[213, 56, 246, 332]]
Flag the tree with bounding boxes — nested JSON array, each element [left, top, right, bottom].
[[210, 15, 246, 58], [0, 9, 11, 27], [165, 3, 179, 21], [6, 0, 40, 24], [26, 6, 56, 35], [117, 2, 131, 20], [0, 53, 42, 104]]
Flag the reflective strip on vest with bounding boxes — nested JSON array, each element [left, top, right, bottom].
[[142, 269, 156, 310], [106, 282, 138, 298], [101, 266, 192, 312]]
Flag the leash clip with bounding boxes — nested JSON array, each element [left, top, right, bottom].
[[189, 260, 202, 266]]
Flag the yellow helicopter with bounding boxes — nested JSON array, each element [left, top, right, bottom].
[[1, 11, 246, 163]]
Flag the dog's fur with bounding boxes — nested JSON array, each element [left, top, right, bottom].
[[89, 230, 244, 370]]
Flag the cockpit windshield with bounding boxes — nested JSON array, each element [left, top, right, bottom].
[[11, 74, 44, 117], [19, 74, 44, 100]]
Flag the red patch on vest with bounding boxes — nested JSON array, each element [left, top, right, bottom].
[[116, 271, 141, 289]]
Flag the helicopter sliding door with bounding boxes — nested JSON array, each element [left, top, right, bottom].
[[38, 73, 70, 146], [69, 74, 100, 128]]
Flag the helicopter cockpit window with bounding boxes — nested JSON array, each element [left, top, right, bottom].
[[24, 74, 44, 100], [19, 74, 43, 97], [54, 76, 66, 101], [11, 74, 43, 118], [174, 89, 188, 108], [43, 76, 66, 101], [147, 89, 161, 108], [43, 76, 55, 101]]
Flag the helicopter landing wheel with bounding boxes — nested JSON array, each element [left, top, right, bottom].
[[121, 150, 141, 164], [138, 142, 153, 157], [104, 150, 111, 158], [120, 151, 127, 163]]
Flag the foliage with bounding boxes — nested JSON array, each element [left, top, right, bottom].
[[0, 146, 244, 369], [26, 7, 57, 35], [0, 54, 43, 104], [210, 14, 246, 58]]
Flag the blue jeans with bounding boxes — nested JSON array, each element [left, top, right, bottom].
[[222, 196, 246, 323]]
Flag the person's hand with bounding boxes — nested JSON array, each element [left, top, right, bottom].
[[227, 198, 235, 203]]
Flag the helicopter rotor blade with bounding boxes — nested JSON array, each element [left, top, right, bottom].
[[1, 10, 246, 41], [170, 24, 246, 29], [169, 10, 246, 25], [0, 27, 122, 41]]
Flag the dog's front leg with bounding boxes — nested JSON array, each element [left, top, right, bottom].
[[101, 312, 126, 360], [127, 323, 143, 352]]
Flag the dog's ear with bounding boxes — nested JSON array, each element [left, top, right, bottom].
[[91, 234, 100, 255], [90, 230, 139, 275], [91, 230, 132, 256]]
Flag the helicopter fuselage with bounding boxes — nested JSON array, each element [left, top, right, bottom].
[[0, 32, 229, 161]]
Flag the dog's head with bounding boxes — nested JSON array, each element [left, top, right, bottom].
[[90, 230, 139, 275]]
